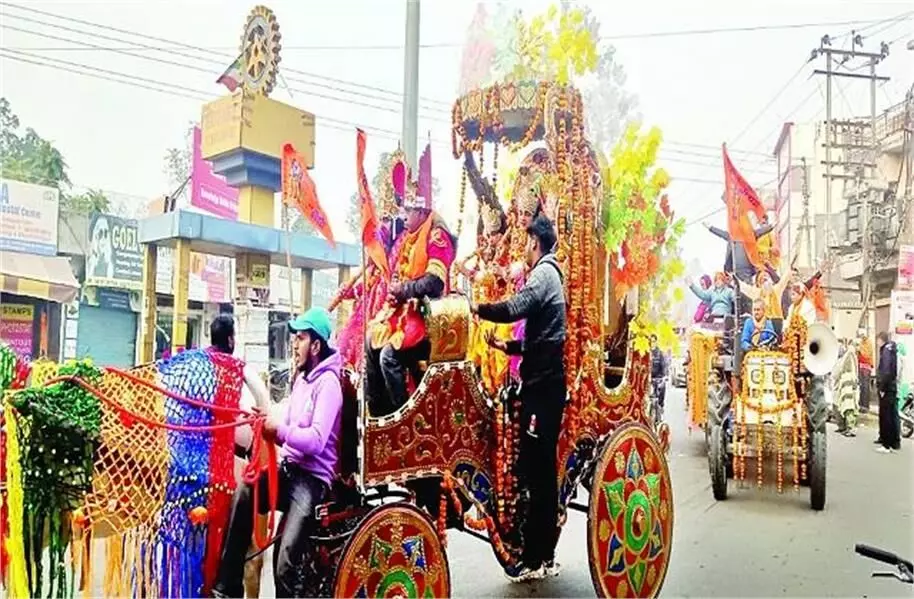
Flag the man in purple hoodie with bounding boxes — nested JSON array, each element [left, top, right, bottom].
[[213, 307, 343, 598]]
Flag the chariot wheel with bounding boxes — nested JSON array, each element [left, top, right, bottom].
[[332, 502, 451, 598], [808, 430, 827, 511], [587, 422, 673, 598]]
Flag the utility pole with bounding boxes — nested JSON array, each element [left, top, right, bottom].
[[811, 34, 890, 335], [401, 0, 421, 171]]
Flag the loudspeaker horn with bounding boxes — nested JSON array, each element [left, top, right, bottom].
[[803, 322, 839, 376]]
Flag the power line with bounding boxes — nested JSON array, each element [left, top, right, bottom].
[[0, 49, 438, 144], [4, 14, 907, 50], [0, 2, 453, 109], [0, 13, 453, 119]]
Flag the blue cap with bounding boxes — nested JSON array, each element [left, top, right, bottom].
[[288, 307, 333, 342]]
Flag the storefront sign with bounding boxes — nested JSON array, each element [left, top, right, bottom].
[[0, 303, 34, 357], [81, 287, 140, 312], [890, 290, 914, 337], [156, 247, 233, 303], [898, 245, 914, 291], [0, 178, 59, 256], [85, 214, 143, 290], [190, 126, 239, 220]]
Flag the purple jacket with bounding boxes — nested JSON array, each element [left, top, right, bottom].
[[277, 350, 343, 487]]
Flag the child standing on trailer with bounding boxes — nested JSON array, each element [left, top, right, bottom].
[[212, 308, 343, 598]]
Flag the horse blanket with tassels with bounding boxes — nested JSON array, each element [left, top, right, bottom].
[[0, 348, 271, 599]]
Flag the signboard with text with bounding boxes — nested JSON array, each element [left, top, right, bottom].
[[0, 303, 34, 358], [190, 126, 239, 220], [155, 247, 232, 304], [85, 213, 143, 290], [898, 245, 914, 291], [0, 178, 59, 256]]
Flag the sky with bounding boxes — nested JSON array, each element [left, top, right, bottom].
[[1, 0, 912, 273]]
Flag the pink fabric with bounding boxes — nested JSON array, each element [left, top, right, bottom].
[[693, 302, 709, 323], [510, 320, 525, 381]]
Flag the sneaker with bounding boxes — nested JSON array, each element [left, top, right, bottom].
[[842, 429, 857, 438], [875, 446, 893, 454], [544, 559, 562, 577], [504, 563, 545, 583], [873, 438, 883, 444]]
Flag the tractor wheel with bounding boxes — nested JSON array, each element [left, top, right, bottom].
[[708, 424, 728, 501]]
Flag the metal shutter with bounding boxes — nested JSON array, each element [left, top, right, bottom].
[[75, 305, 137, 368]]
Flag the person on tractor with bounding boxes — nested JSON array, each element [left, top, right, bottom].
[[472, 214, 566, 583], [213, 308, 343, 599], [365, 147, 457, 417], [741, 299, 778, 351], [688, 272, 735, 321]]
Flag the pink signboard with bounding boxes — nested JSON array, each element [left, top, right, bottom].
[[898, 245, 914, 291], [190, 126, 239, 220], [0, 304, 34, 358]]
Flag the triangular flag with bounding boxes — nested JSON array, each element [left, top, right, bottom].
[[282, 144, 336, 248], [723, 144, 767, 268], [356, 129, 390, 279]]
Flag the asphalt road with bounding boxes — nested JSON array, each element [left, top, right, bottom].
[[446, 385, 914, 598], [77, 386, 913, 597]]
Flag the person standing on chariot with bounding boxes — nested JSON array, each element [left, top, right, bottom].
[[784, 283, 817, 330], [472, 214, 566, 582], [365, 144, 457, 415], [702, 217, 774, 284], [462, 203, 514, 396], [688, 272, 735, 322], [213, 308, 343, 599]]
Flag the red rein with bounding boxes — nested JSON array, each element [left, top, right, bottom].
[[41, 369, 280, 551]]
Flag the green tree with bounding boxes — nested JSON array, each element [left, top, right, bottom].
[[0, 97, 111, 214], [162, 123, 193, 204], [0, 97, 70, 189]]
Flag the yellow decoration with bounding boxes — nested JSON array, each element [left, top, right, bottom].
[[5, 405, 28, 598], [686, 332, 717, 429], [511, 4, 599, 85]]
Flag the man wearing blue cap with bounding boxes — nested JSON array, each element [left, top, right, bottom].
[[213, 307, 343, 598]]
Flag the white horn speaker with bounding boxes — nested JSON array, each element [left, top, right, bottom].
[[803, 323, 839, 376]]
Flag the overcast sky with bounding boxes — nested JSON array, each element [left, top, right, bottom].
[[1, 0, 911, 271]]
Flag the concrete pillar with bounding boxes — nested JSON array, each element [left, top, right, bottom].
[[139, 244, 158, 363], [171, 239, 191, 354], [301, 268, 313, 313]]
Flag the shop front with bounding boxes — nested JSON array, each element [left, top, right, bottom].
[[0, 178, 78, 361]]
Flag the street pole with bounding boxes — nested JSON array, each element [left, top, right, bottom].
[[401, 0, 420, 172], [801, 157, 813, 267], [824, 50, 833, 259]]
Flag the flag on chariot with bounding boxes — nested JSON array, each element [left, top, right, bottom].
[[356, 129, 391, 278]]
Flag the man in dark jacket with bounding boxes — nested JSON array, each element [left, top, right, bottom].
[[875, 331, 900, 452], [472, 214, 566, 583], [650, 335, 669, 413]]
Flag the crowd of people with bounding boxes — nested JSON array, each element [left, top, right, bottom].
[[685, 212, 905, 451]]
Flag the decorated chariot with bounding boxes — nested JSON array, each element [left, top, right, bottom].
[[701, 314, 835, 510], [0, 82, 673, 599]]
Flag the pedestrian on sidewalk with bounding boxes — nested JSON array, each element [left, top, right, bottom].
[[857, 330, 874, 413], [875, 331, 901, 453], [833, 338, 859, 437]]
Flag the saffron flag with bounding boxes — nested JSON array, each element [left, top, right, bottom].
[[356, 129, 390, 279], [216, 54, 243, 92], [282, 144, 336, 248], [722, 144, 767, 268]]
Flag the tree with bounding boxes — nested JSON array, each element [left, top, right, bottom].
[[0, 98, 70, 189], [0, 97, 111, 214], [162, 123, 194, 203], [66, 188, 110, 214]]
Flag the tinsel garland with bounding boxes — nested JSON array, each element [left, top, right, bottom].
[[2, 342, 30, 588], [7, 359, 102, 598]]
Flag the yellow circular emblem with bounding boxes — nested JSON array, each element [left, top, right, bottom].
[[240, 5, 282, 96]]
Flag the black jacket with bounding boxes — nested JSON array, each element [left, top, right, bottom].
[[708, 223, 774, 282], [477, 253, 566, 387], [651, 348, 668, 378], [877, 341, 898, 391]]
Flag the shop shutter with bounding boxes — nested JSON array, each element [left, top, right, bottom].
[[76, 305, 138, 368]]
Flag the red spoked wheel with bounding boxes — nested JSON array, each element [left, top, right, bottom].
[[333, 502, 451, 598], [587, 422, 674, 598]]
